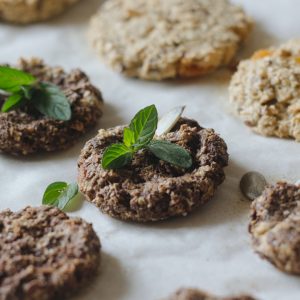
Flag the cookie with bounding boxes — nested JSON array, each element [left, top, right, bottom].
[[0, 0, 80, 24], [0, 206, 101, 300], [88, 0, 252, 80], [164, 288, 256, 300], [0, 58, 103, 155], [229, 40, 300, 141], [78, 118, 228, 222], [249, 182, 300, 274]]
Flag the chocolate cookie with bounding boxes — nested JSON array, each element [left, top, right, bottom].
[[0, 58, 103, 155], [229, 40, 300, 141], [249, 182, 300, 274], [0, 206, 101, 300], [78, 118, 228, 222], [0, 0, 80, 24], [88, 0, 252, 80], [164, 288, 257, 300]]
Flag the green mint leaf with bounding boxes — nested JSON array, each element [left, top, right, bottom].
[[0, 66, 36, 93], [147, 140, 192, 169], [1, 93, 25, 112], [32, 82, 71, 121], [42, 181, 79, 210], [56, 183, 79, 210], [102, 143, 133, 169], [20, 85, 34, 100], [43, 182, 68, 205], [129, 104, 158, 148], [123, 128, 135, 148]]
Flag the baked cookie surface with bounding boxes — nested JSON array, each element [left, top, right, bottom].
[[165, 288, 256, 300], [229, 40, 300, 141], [0, 0, 80, 24], [0, 58, 103, 155], [78, 118, 228, 222], [249, 182, 300, 274], [0, 206, 101, 300], [88, 0, 252, 80]]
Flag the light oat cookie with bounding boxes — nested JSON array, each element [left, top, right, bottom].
[[0, 206, 101, 300], [249, 182, 300, 275], [229, 40, 300, 141], [0, 0, 80, 24], [78, 118, 228, 222], [88, 0, 252, 80], [0, 57, 103, 155], [164, 288, 257, 300]]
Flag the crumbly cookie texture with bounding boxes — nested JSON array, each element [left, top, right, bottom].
[[164, 288, 257, 300], [0, 57, 103, 155], [78, 118, 228, 222], [88, 0, 252, 80], [0, 206, 101, 300], [0, 0, 80, 24], [249, 182, 300, 275], [229, 39, 300, 141]]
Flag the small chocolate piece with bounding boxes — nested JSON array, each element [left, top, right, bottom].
[[240, 171, 267, 201]]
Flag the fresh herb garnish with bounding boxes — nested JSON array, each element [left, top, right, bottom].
[[0, 66, 71, 121], [42, 181, 79, 210], [102, 105, 193, 169]]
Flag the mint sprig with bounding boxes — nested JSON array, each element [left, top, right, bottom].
[[102, 105, 193, 169], [0, 66, 71, 121], [42, 181, 79, 210]]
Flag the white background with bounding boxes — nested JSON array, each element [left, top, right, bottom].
[[0, 1, 299, 299]]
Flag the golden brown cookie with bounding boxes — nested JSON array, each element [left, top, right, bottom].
[[229, 40, 300, 141], [0, 0, 80, 24], [89, 0, 252, 80]]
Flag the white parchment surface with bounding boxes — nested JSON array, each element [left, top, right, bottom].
[[0, 1, 299, 299]]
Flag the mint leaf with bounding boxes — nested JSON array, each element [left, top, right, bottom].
[[102, 143, 133, 169], [129, 104, 158, 148], [56, 183, 79, 210], [32, 82, 71, 121], [43, 182, 68, 205], [0, 66, 36, 92], [1, 93, 24, 112], [42, 181, 79, 210], [147, 140, 192, 169], [123, 127, 135, 148], [101, 105, 193, 170]]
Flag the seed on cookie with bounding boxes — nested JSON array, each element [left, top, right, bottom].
[[249, 182, 300, 275], [88, 0, 252, 80], [240, 171, 267, 201], [0, 0, 80, 24], [164, 288, 257, 300], [78, 113, 228, 222], [229, 39, 300, 141], [0, 206, 101, 300], [0, 57, 103, 155]]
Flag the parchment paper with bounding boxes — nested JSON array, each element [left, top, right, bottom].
[[0, 1, 299, 299]]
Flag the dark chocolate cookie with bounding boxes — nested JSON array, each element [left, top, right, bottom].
[[249, 182, 300, 275], [0, 206, 101, 300], [78, 118, 228, 222], [164, 288, 257, 300], [0, 58, 103, 155]]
